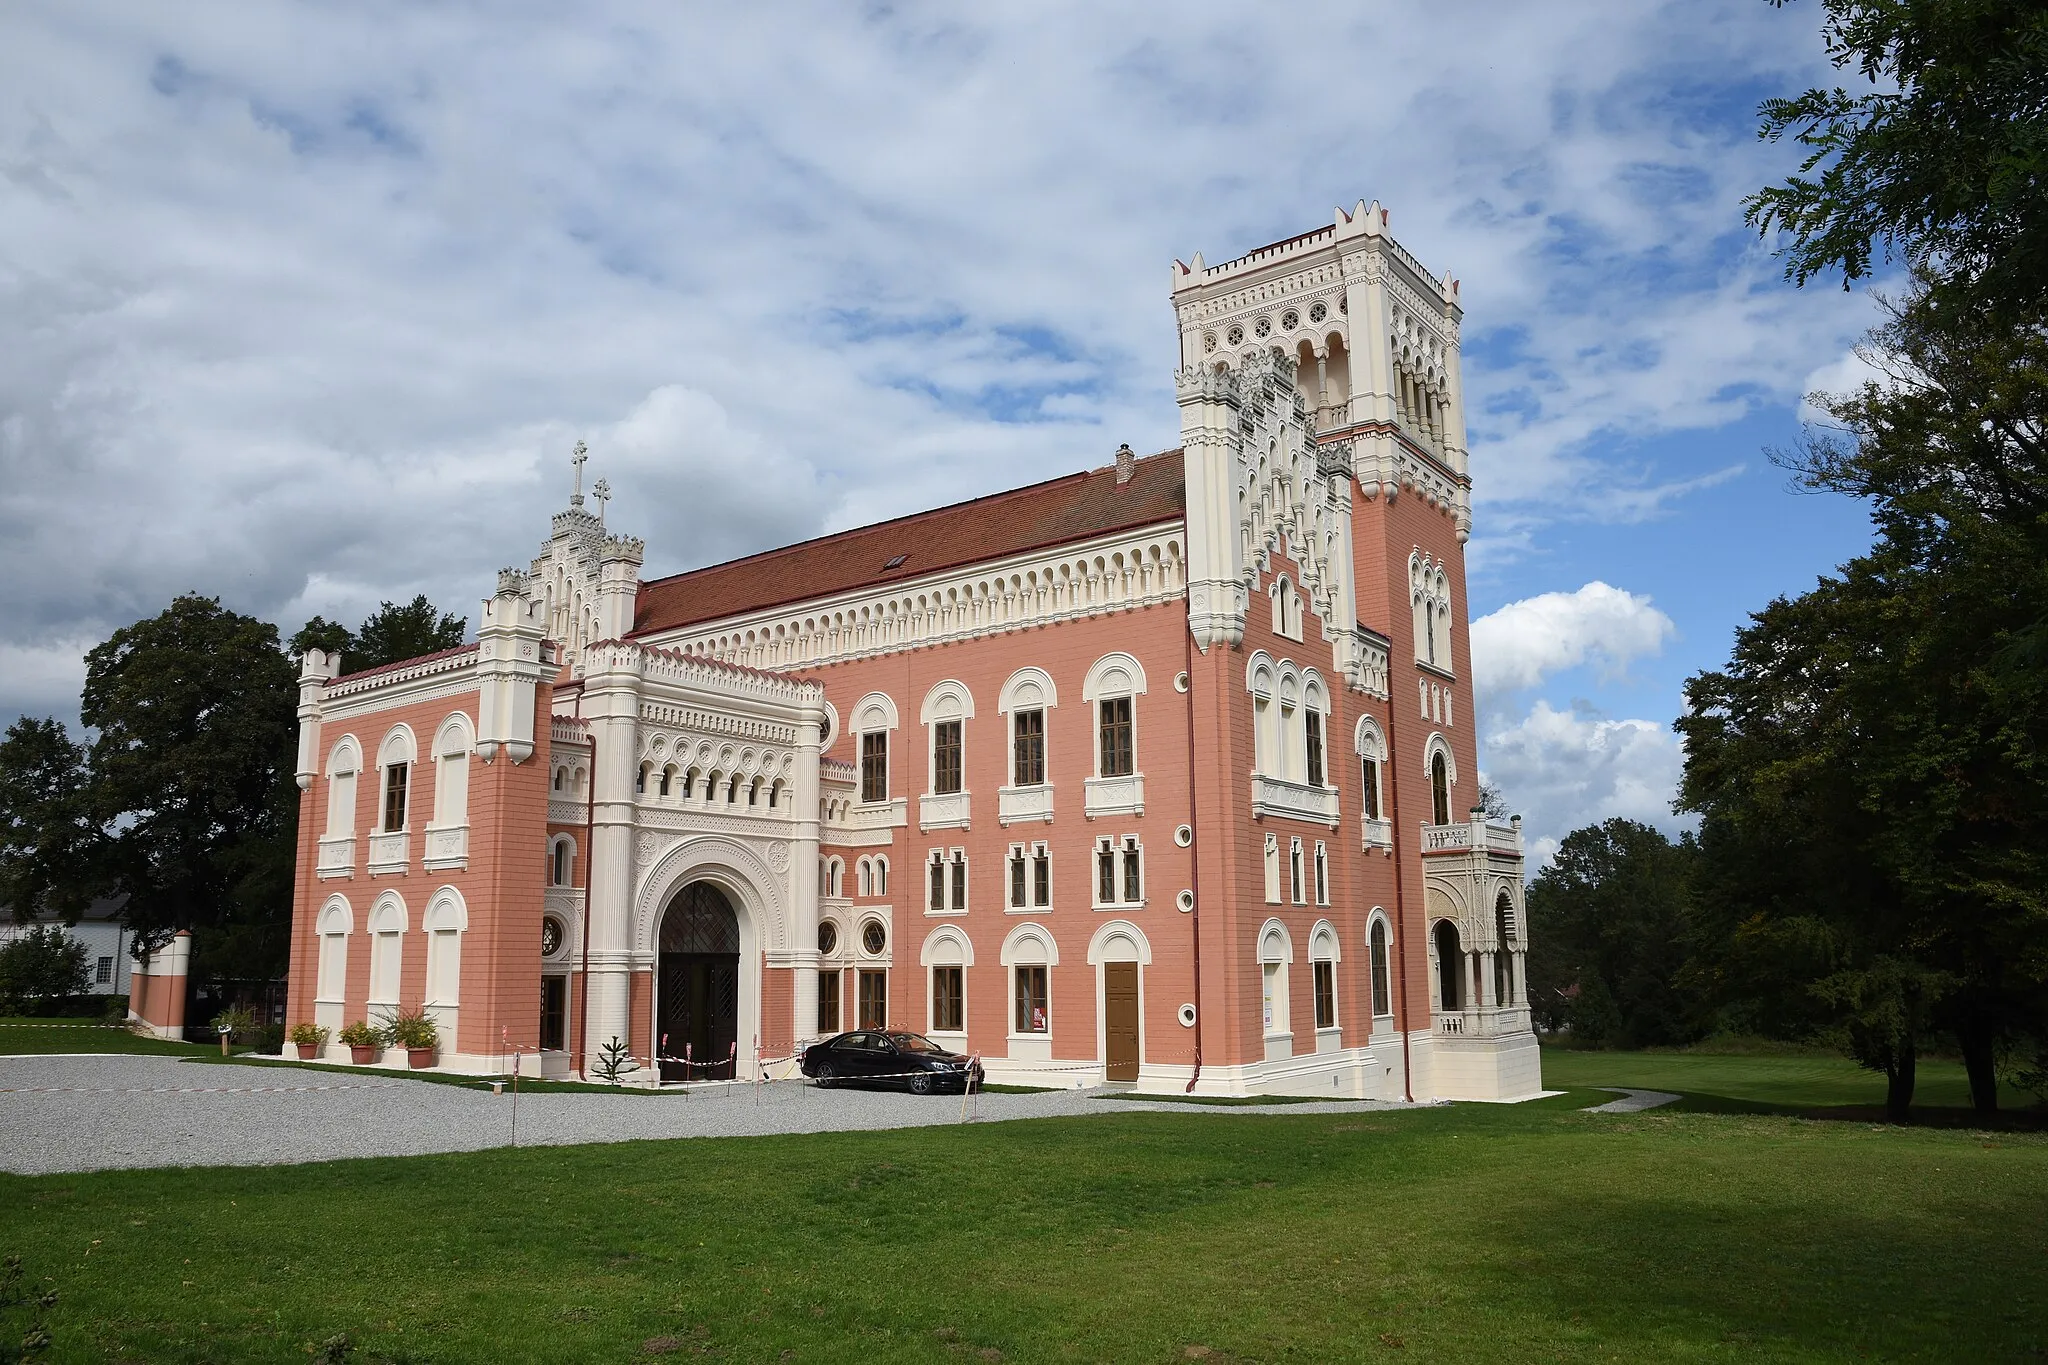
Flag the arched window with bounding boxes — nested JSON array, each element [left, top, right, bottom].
[[825, 858, 845, 898], [872, 855, 889, 897], [920, 680, 973, 810], [1272, 575, 1302, 641], [367, 892, 408, 1011], [1431, 751, 1451, 825], [1433, 920, 1462, 1012], [1310, 921, 1339, 1031], [998, 667, 1057, 791], [1495, 892, 1516, 1006], [549, 836, 575, 888], [1368, 916, 1392, 1017], [853, 692, 898, 805], [315, 896, 352, 1009], [422, 887, 466, 1025], [1083, 653, 1146, 779], [921, 926, 973, 1036], [1302, 674, 1329, 788], [325, 736, 361, 841], [1355, 718, 1387, 824], [1258, 920, 1292, 1040], [1001, 923, 1058, 1036], [377, 727, 416, 834], [431, 714, 473, 829]]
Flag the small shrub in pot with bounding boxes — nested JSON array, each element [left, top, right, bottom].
[[287, 1022, 330, 1062], [337, 1020, 381, 1064], [383, 1006, 440, 1068]]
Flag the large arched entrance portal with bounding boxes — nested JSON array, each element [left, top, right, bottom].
[[658, 882, 740, 1082]]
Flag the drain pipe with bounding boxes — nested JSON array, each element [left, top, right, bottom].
[[1385, 718, 1415, 1103], [1182, 625, 1206, 1094]]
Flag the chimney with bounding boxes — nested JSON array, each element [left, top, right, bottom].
[[1114, 443, 1135, 486]]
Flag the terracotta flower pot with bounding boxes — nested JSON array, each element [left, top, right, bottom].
[[350, 1045, 378, 1064], [407, 1047, 436, 1069], [292, 1042, 320, 1062]]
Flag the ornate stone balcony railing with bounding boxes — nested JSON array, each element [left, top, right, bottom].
[[918, 790, 971, 833], [422, 824, 469, 872], [1083, 773, 1145, 820], [1437, 1005, 1532, 1039], [366, 831, 409, 876], [850, 797, 907, 831], [1421, 818, 1523, 856], [1249, 774, 1340, 827], [316, 835, 355, 879], [997, 783, 1054, 826]]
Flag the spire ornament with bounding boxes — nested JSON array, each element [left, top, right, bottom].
[[569, 440, 589, 507], [592, 477, 611, 524]]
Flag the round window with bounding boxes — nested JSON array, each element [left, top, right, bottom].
[[1254, 316, 1272, 338], [1280, 309, 1299, 331], [1226, 324, 1244, 346], [862, 920, 887, 956], [540, 916, 563, 958], [1308, 301, 1327, 324], [818, 921, 839, 956]]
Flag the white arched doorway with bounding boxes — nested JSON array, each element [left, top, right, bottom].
[[636, 838, 782, 1083]]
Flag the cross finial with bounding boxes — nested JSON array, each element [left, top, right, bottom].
[[592, 477, 611, 524], [569, 440, 589, 507]]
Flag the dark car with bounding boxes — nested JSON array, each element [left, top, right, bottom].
[[800, 1030, 982, 1094]]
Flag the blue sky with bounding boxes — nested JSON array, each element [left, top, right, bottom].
[[0, 2, 1892, 859]]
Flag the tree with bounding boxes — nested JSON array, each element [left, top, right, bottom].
[[347, 596, 466, 674], [1476, 780, 1515, 821], [286, 615, 354, 661], [1524, 819, 1705, 1049], [1746, 0, 2048, 318], [0, 925, 90, 1013], [82, 596, 298, 976], [0, 719, 102, 924]]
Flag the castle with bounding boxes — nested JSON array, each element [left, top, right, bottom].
[[245, 204, 1536, 1099]]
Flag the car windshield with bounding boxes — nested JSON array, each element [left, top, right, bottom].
[[887, 1033, 943, 1053]]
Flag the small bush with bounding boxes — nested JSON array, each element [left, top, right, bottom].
[[289, 1023, 331, 1050], [0, 927, 90, 1015], [380, 1005, 438, 1050], [336, 1020, 381, 1049]]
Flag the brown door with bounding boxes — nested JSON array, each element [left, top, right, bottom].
[[1104, 962, 1140, 1082]]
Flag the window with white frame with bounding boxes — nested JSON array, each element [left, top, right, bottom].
[[432, 714, 471, 828], [1084, 654, 1145, 778], [367, 892, 406, 1009], [1263, 833, 1281, 904], [1369, 916, 1392, 1017], [1003, 924, 1056, 1035], [1011, 706, 1045, 785], [928, 849, 967, 912], [1428, 739, 1455, 825], [316, 897, 352, 1005], [823, 857, 844, 898], [1014, 965, 1048, 1033], [549, 836, 575, 887], [326, 737, 360, 839], [1410, 551, 1453, 669], [1258, 922, 1291, 1038], [853, 692, 897, 804], [1272, 574, 1303, 640], [1008, 842, 1051, 910], [1356, 719, 1387, 821], [857, 857, 872, 898], [1311, 926, 1338, 1031], [1245, 654, 1333, 789], [1092, 836, 1144, 908], [1313, 841, 1329, 906], [922, 680, 973, 797], [1289, 837, 1305, 904], [931, 964, 964, 1032], [872, 855, 889, 896], [377, 727, 415, 833]]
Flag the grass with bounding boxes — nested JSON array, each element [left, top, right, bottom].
[[1540, 1044, 2042, 1114], [0, 1016, 212, 1058], [4, 1093, 2046, 1363]]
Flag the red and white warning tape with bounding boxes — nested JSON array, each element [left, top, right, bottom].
[[0, 1081, 410, 1096]]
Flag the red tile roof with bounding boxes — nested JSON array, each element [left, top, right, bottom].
[[632, 449, 1185, 636], [326, 643, 479, 688]]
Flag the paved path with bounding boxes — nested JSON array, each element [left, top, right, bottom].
[[0, 1055, 1413, 1175], [1587, 1087, 1683, 1113]]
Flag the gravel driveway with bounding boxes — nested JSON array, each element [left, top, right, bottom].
[[0, 1055, 1410, 1175]]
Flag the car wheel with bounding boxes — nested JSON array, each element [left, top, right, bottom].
[[815, 1062, 836, 1088], [909, 1072, 934, 1096]]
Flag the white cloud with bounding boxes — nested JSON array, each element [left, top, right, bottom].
[[0, 2, 1874, 721], [1470, 582, 1675, 698], [1480, 700, 1690, 864]]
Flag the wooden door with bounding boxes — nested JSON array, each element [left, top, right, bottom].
[[1103, 962, 1140, 1082]]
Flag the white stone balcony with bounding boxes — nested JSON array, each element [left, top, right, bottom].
[[1421, 818, 1523, 857], [919, 790, 972, 832], [422, 824, 469, 872], [997, 782, 1054, 825], [315, 835, 355, 879], [1083, 773, 1145, 820], [1249, 774, 1340, 826], [1361, 817, 1393, 853], [366, 830, 409, 876], [1436, 1005, 1532, 1039], [850, 797, 907, 831]]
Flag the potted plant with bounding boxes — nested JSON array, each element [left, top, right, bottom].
[[287, 1023, 330, 1062], [337, 1020, 381, 1064], [384, 1006, 440, 1069]]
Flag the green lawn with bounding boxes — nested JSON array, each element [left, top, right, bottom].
[[0, 1016, 209, 1058], [1539, 1045, 2041, 1113], [4, 1096, 2045, 1363]]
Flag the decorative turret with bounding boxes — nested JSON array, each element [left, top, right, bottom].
[[476, 569, 549, 764]]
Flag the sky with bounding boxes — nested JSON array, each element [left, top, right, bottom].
[[0, 2, 1892, 862]]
